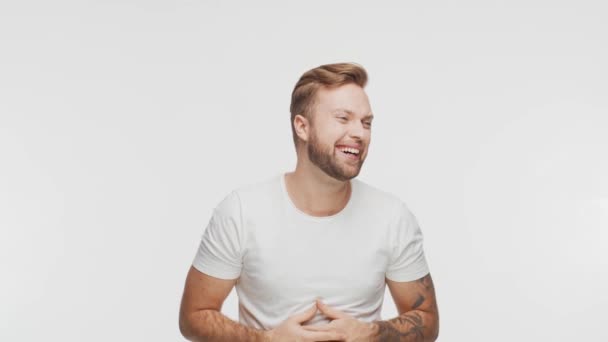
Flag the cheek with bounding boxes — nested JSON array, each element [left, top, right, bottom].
[[332, 123, 351, 139], [316, 125, 343, 143]]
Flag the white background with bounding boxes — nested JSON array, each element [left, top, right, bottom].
[[1, 1, 606, 341]]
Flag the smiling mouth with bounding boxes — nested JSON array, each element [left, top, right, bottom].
[[336, 147, 361, 161]]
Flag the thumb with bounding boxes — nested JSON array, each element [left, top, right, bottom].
[[291, 303, 318, 323], [316, 300, 349, 320]]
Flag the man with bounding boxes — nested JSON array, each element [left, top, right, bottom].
[[179, 62, 439, 341]]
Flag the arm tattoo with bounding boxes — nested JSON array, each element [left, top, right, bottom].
[[412, 294, 425, 309], [412, 274, 433, 309], [372, 274, 437, 341], [375, 311, 425, 341], [417, 274, 433, 291]]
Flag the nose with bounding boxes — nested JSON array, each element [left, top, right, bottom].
[[348, 120, 367, 140]]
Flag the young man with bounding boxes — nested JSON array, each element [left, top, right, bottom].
[[179, 63, 440, 341]]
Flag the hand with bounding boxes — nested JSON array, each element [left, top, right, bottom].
[[301, 300, 375, 342], [265, 303, 347, 342]]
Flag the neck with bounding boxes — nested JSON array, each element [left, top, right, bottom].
[[284, 157, 352, 217]]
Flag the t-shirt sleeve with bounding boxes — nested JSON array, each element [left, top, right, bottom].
[[192, 191, 244, 280], [386, 201, 430, 282]]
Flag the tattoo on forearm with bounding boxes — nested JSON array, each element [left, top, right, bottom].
[[374, 311, 425, 341], [374, 274, 437, 341]]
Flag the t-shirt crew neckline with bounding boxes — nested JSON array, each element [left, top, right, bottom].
[[279, 172, 357, 222]]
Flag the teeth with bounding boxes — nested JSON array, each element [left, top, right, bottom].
[[338, 147, 360, 155]]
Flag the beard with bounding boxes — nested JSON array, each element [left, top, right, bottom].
[[307, 130, 364, 182]]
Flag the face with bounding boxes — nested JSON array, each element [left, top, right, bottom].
[[303, 83, 373, 181]]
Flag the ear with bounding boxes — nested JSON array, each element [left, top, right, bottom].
[[293, 114, 310, 143]]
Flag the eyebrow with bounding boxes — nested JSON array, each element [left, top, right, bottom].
[[332, 108, 374, 120]]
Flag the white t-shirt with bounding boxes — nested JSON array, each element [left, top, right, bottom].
[[192, 173, 430, 329]]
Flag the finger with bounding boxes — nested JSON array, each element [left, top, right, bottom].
[[291, 303, 318, 323], [316, 300, 349, 320], [301, 323, 334, 332], [302, 329, 346, 341]]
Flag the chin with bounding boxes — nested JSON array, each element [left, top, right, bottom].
[[338, 169, 362, 181]]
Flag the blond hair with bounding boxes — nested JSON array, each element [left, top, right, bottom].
[[289, 62, 368, 146]]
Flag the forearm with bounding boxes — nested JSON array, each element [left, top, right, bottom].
[[180, 309, 267, 342], [369, 309, 439, 342]]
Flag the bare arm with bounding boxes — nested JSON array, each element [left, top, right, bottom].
[[370, 273, 439, 341], [179, 266, 267, 342]]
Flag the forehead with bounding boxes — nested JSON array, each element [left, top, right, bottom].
[[314, 83, 372, 116]]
